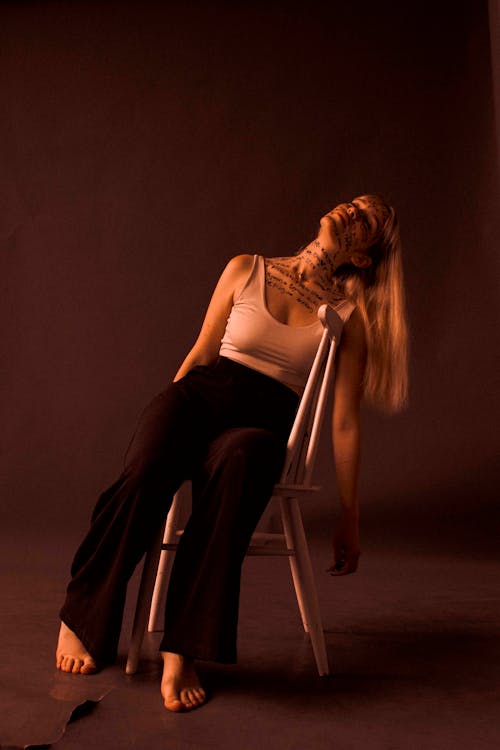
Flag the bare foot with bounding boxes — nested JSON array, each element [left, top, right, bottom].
[[160, 651, 206, 711], [55, 620, 98, 674]]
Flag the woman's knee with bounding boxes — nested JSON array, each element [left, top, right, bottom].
[[233, 427, 281, 457], [207, 427, 285, 480]]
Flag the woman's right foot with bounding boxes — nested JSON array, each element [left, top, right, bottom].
[[55, 620, 98, 674], [160, 651, 206, 711]]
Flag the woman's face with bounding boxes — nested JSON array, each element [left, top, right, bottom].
[[320, 195, 389, 256]]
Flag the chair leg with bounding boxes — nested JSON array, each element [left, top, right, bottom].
[[125, 522, 166, 675], [147, 489, 184, 632], [280, 496, 330, 677]]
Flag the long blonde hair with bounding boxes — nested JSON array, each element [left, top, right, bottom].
[[333, 195, 409, 412]]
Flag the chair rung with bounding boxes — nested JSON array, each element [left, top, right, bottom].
[[250, 532, 286, 543], [162, 531, 290, 553], [246, 546, 294, 556], [162, 541, 294, 556], [273, 484, 321, 496]]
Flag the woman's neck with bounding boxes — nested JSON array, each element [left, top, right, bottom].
[[293, 240, 345, 295]]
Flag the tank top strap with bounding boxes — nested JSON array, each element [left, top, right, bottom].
[[256, 254, 266, 305], [234, 254, 261, 302]]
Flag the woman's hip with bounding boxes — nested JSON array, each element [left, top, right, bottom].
[[176, 356, 300, 440]]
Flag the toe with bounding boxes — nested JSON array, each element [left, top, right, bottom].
[[164, 694, 184, 712], [72, 658, 83, 673], [162, 681, 184, 712], [81, 660, 97, 675], [193, 687, 206, 704], [180, 689, 193, 709], [62, 657, 73, 672]]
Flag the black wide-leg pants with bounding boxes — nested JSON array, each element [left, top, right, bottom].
[[59, 357, 299, 666]]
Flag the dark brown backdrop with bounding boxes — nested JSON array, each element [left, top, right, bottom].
[[1, 1, 498, 555]]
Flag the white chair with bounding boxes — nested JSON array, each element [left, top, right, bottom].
[[126, 301, 355, 677]]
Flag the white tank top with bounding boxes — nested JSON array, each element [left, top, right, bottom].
[[219, 255, 356, 388]]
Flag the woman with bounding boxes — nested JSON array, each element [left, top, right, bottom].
[[55, 193, 409, 712]]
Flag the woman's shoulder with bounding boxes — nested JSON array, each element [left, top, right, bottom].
[[224, 253, 257, 274], [216, 254, 258, 301], [221, 253, 260, 285]]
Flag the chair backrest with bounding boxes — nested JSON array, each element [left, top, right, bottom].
[[280, 300, 356, 487]]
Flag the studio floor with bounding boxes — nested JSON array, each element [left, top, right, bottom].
[[1, 520, 499, 750]]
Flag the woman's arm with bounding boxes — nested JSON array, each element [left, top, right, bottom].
[[173, 254, 254, 382], [326, 307, 367, 576]]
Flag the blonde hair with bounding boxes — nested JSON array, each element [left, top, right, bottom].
[[333, 195, 409, 412]]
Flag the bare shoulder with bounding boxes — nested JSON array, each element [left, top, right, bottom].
[[339, 307, 367, 356], [223, 253, 255, 275], [219, 253, 255, 301]]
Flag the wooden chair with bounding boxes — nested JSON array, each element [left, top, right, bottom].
[[126, 301, 355, 677]]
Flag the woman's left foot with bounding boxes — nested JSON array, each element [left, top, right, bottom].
[[160, 651, 206, 711], [55, 620, 98, 674]]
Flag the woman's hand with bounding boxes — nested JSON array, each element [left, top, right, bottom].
[[326, 508, 360, 576]]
